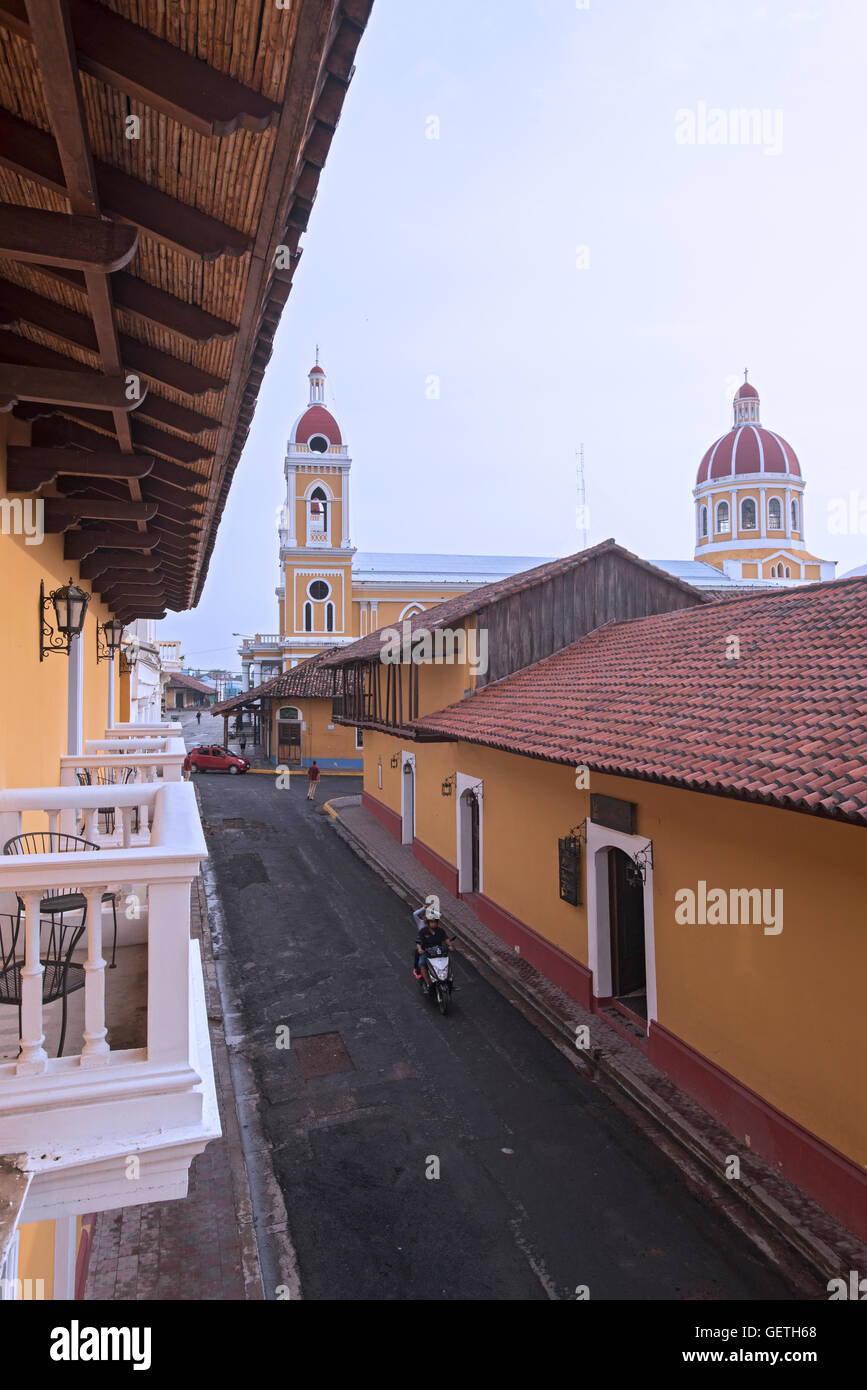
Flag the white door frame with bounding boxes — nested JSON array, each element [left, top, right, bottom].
[[456, 773, 483, 893], [586, 819, 657, 1026], [400, 750, 416, 845]]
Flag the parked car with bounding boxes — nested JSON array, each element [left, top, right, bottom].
[[184, 745, 250, 775]]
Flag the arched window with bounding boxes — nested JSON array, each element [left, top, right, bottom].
[[785, 566, 791, 578], [767, 498, 782, 529], [791, 498, 799, 530], [309, 486, 328, 531], [278, 707, 301, 721], [700, 506, 708, 537], [741, 498, 757, 530], [326, 602, 334, 633], [716, 500, 730, 533], [303, 602, 313, 632]]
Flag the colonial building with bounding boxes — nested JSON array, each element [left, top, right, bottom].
[[692, 375, 835, 585], [324, 557, 867, 1243], [238, 360, 549, 685]]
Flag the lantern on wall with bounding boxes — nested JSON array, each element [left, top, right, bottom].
[[441, 774, 455, 797], [96, 617, 126, 664], [39, 578, 90, 660], [390, 753, 399, 769]]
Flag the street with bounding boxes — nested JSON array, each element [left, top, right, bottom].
[[190, 745, 799, 1302]]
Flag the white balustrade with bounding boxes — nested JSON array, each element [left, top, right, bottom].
[[0, 782, 205, 1089]]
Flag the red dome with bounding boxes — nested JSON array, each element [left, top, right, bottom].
[[309, 365, 325, 376], [735, 382, 759, 399], [290, 405, 342, 446], [697, 425, 800, 484]]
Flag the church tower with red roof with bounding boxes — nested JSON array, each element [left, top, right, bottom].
[[276, 357, 355, 662]]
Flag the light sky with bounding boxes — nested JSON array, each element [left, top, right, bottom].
[[163, 0, 867, 669]]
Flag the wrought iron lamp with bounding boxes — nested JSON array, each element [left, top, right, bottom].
[[96, 617, 126, 664], [39, 578, 90, 661], [441, 774, 455, 797], [120, 638, 140, 674], [626, 842, 653, 887], [390, 753, 399, 769]]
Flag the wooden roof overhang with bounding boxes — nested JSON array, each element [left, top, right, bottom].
[[0, 0, 373, 621]]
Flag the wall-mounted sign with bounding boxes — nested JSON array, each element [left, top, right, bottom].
[[590, 794, 636, 836], [558, 837, 581, 905]]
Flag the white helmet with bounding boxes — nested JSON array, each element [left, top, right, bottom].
[[425, 906, 441, 921]]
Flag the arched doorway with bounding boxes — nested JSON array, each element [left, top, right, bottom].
[[606, 846, 647, 1017]]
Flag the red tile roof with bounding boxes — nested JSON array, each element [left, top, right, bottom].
[[411, 575, 867, 826], [167, 673, 216, 695], [322, 539, 710, 666], [212, 649, 339, 713]]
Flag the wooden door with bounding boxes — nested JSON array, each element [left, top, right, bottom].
[[278, 721, 301, 764]]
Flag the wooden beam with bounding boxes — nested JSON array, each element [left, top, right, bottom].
[[79, 550, 161, 577], [90, 570, 165, 589], [57, 475, 202, 513], [64, 527, 161, 559], [0, 203, 138, 271], [0, 0, 280, 137], [26, 414, 210, 475], [0, 111, 252, 260], [42, 497, 156, 531], [6, 446, 153, 491], [0, 278, 227, 397], [39, 267, 237, 345], [0, 363, 144, 412]]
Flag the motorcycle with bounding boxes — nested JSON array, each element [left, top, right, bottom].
[[418, 942, 454, 1015]]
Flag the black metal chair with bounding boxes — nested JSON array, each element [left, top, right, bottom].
[[75, 765, 140, 838], [3, 830, 119, 977]]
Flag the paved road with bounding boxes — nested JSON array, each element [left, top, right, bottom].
[[196, 768, 798, 1301]]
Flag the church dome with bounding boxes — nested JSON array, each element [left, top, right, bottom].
[[696, 378, 801, 485], [289, 358, 343, 447], [290, 405, 342, 447]]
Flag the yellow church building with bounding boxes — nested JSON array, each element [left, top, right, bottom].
[[237, 360, 549, 688]]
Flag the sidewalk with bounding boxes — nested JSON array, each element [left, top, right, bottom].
[[326, 796, 867, 1288], [84, 876, 263, 1301]]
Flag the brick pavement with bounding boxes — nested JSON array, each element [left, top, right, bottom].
[[84, 877, 263, 1301]]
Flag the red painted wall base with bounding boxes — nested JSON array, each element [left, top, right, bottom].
[[649, 1022, 867, 1242], [362, 789, 402, 840]]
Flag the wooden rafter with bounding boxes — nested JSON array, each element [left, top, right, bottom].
[[0, 203, 137, 270], [0, 109, 253, 259], [0, 0, 280, 136]]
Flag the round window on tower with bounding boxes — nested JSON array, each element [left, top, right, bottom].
[[308, 580, 331, 602], [309, 435, 328, 453]]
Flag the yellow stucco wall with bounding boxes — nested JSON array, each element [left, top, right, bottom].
[[363, 732, 866, 1167], [1, 415, 121, 791]]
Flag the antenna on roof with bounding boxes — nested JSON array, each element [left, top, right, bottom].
[[316, 344, 320, 365], [744, 367, 748, 382], [576, 444, 588, 552]]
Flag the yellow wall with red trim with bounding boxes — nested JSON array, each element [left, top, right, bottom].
[[363, 731, 866, 1168]]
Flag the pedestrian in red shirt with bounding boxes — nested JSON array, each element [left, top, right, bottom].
[[306, 760, 320, 801]]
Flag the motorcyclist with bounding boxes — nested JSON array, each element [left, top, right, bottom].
[[412, 902, 453, 993]]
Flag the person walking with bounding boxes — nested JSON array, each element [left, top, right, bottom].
[[306, 760, 321, 802], [239, 735, 247, 757], [196, 709, 202, 725]]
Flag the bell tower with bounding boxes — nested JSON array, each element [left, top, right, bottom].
[[277, 358, 355, 665]]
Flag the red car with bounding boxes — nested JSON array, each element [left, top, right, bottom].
[[184, 745, 250, 775]]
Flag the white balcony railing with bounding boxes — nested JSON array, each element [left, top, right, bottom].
[[0, 780, 218, 1218], [105, 722, 182, 738]]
